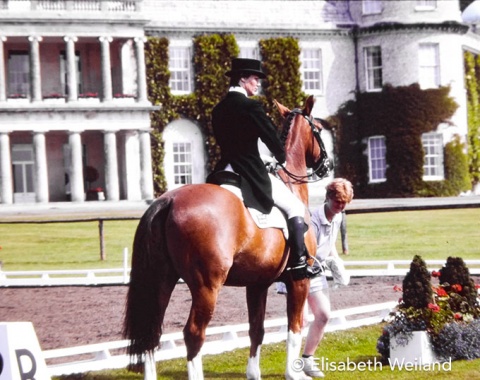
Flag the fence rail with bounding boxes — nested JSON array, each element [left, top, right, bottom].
[[1, 259, 479, 287], [43, 301, 397, 377]]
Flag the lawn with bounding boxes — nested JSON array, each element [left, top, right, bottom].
[[0, 208, 478, 271], [55, 324, 480, 380]]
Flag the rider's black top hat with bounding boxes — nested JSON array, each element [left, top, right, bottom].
[[225, 58, 266, 79]]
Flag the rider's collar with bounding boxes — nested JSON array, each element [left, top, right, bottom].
[[229, 86, 248, 97]]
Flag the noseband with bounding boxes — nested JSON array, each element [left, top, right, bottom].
[[278, 108, 332, 183]]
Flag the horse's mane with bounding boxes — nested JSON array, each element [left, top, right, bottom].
[[279, 108, 299, 147]]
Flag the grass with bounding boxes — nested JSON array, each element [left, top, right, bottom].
[[0, 208, 478, 271], [0, 220, 138, 271], [55, 324, 480, 379]]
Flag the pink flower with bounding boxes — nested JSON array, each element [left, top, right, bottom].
[[428, 303, 440, 312]]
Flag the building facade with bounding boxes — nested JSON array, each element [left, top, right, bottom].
[[144, 0, 479, 196], [0, 0, 155, 204], [0, 0, 479, 205]]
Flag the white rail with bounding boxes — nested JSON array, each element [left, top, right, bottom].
[[0, 248, 130, 287], [43, 301, 397, 377], [1, 259, 479, 287], [342, 259, 480, 276]]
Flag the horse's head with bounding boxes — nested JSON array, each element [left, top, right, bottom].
[[274, 95, 332, 181]]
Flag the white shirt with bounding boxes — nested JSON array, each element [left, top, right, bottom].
[[310, 204, 342, 261]]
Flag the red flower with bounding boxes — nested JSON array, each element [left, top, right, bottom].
[[393, 285, 402, 292], [475, 284, 480, 290], [454, 313, 463, 320], [431, 270, 441, 278], [451, 284, 463, 293], [435, 287, 448, 297]]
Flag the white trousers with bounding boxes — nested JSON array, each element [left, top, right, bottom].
[[269, 173, 305, 219], [224, 164, 305, 218]]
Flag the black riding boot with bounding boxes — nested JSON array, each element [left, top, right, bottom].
[[287, 216, 322, 280]]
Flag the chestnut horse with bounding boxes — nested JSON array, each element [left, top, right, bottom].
[[123, 95, 329, 380]]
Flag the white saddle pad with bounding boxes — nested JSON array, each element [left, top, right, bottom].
[[221, 184, 288, 238]]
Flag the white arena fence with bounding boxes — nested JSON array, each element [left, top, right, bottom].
[[43, 301, 397, 377], [1, 254, 479, 287]]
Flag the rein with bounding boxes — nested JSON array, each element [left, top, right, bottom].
[[277, 108, 332, 184]]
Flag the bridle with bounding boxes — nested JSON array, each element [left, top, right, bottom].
[[277, 108, 332, 184]]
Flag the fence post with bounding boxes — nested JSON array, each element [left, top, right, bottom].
[[99, 219, 105, 260]]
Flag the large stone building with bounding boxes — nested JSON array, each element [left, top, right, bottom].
[[0, 0, 479, 205]]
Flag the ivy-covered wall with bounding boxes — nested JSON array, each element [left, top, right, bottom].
[[333, 84, 470, 198], [464, 51, 480, 188]]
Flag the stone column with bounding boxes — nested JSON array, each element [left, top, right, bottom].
[[99, 36, 113, 102], [134, 37, 148, 103], [139, 130, 154, 200], [0, 132, 13, 204], [69, 131, 84, 202], [33, 131, 49, 203], [104, 130, 120, 201], [28, 36, 43, 102], [64, 36, 78, 102], [0, 37, 7, 102]]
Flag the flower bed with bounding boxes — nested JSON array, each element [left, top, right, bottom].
[[377, 256, 480, 363]]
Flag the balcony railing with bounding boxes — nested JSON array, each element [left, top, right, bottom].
[[0, 0, 142, 12]]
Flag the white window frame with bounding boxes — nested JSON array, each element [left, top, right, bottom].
[[415, 0, 436, 11], [8, 52, 29, 98], [422, 132, 444, 180], [172, 142, 193, 186], [168, 43, 193, 95], [301, 48, 323, 94], [12, 144, 36, 203], [368, 136, 387, 183], [364, 46, 382, 92], [419, 43, 440, 89], [239, 42, 260, 60], [362, 0, 382, 15]]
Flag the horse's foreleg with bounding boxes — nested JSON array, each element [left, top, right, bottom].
[[143, 350, 156, 380], [184, 286, 221, 380], [284, 278, 311, 380], [245, 285, 269, 380]]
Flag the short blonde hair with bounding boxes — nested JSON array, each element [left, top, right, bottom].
[[325, 178, 354, 203]]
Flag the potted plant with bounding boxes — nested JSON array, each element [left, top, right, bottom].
[[84, 166, 104, 201], [377, 256, 480, 364]]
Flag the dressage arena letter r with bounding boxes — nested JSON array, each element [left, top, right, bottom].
[[15, 349, 37, 380]]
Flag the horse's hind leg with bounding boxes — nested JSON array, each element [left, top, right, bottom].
[[183, 285, 222, 380], [246, 284, 269, 380]]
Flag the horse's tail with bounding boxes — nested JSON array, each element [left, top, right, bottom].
[[122, 195, 175, 369]]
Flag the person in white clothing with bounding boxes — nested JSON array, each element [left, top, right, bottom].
[[301, 178, 354, 378]]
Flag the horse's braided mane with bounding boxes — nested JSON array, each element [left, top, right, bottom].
[[280, 108, 301, 147]]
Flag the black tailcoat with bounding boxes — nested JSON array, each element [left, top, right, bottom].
[[212, 91, 286, 213]]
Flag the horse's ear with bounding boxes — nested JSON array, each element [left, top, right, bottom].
[[303, 95, 316, 117], [274, 99, 290, 118]]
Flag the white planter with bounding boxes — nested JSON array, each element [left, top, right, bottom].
[[390, 331, 437, 366]]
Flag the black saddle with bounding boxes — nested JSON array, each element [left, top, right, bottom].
[[206, 170, 242, 188]]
